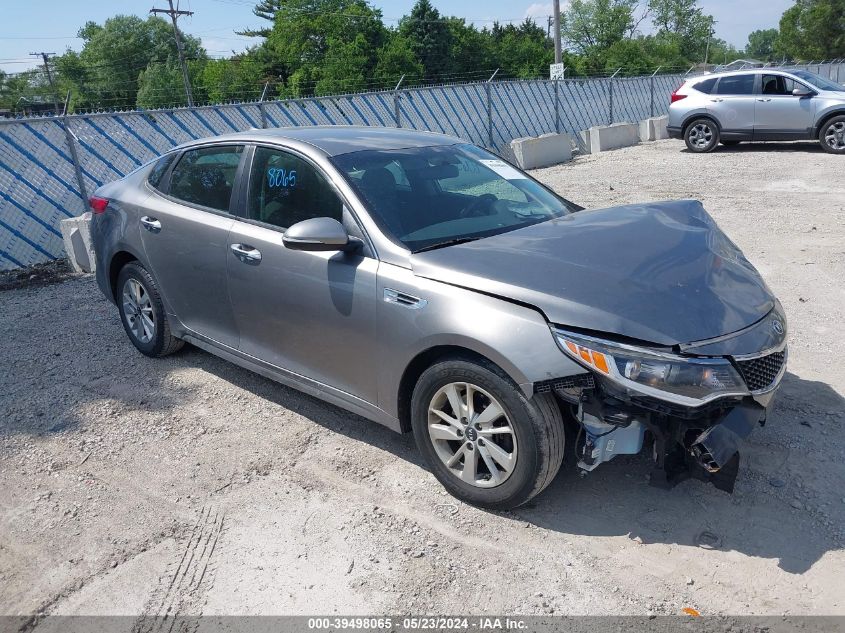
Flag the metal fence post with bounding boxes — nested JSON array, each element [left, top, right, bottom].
[[258, 82, 270, 129], [608, 68, 621, 125], [554, 79, 560, 134], [649, 66, 661, 118], [393, 74, 405, 128], [60, 92, 89, 209], [486, 69, 499, 148]]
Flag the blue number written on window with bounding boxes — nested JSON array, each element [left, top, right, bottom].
[[268, 168, 297, 188]]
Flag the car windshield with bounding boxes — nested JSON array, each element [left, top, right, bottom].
[[792, 70, 844, 92], [332, 143, 576, 252]]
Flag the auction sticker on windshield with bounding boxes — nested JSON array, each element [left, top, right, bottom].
[[479, 159, 527, 180]]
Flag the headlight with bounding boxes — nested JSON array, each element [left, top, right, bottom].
[[552, 328, 747, 405]]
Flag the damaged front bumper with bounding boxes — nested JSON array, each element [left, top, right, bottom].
[[540, 315, 788, 493]]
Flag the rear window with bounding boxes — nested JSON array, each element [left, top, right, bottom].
[[693, 77, 717, 94], [715, 74, 755, 95]]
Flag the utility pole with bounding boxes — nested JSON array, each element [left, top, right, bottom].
[[30, 52, 60, 115], [552, 0, 562, 64], [150, 0, 194, 107], [704, 21, 717, 67]]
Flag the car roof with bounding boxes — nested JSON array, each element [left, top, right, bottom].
[[176, 125, 462, 157], [689, 67, 805, 81]]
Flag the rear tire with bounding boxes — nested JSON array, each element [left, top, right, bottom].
[[116, 262, 184, 358], [684, 118, 720, 153], [410, 358, 565, 510], [819, 115, 845, 154]]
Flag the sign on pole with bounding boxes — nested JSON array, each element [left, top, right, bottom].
[[549, 63, 565, 80]]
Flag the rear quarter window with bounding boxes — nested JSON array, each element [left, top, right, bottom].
[[693, 77, 718, 94], [147, 153, 177, 191]]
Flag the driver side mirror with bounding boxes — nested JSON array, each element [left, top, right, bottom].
[[283, 217, 361, 253], [792, 87, 814, 97]]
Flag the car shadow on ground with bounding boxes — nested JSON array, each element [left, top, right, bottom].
[[186, 350, 843, 576], [682, 142, 826, 154]]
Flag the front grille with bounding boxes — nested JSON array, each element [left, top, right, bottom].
[[535, 373, 596, 394], [736, 351, 786, 391]]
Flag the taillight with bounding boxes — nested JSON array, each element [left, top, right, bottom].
[[89, 196, 109, 214], [670, 86, 687, 103]]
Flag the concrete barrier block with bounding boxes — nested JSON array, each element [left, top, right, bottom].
[[639, 116, 669, 142], [509, 132, 573, 170], [60, 212, 95, 273], [577, 129, 591, 154], [588, 122, 640, 153]]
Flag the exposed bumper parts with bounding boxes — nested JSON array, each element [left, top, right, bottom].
[[667, 125, 683, 139]]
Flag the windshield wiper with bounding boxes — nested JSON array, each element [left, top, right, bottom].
[[413, 236, 481, 253]]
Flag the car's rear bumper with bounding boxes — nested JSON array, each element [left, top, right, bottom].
[[667, 125, 683, 139]]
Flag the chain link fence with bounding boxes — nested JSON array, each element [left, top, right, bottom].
[[2, 62, 843, 270]]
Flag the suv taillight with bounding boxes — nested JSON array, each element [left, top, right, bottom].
[[670, 86, 687, 103], [89, 196, 109, 214]]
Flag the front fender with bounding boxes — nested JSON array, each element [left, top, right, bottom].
[[375, 263, 583, 419]]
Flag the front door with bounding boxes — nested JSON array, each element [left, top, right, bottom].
[[708, 73, 757, 139], [226, 145, 379, 403], [139, 144, 244, 348], [754, 74, 816, 139]]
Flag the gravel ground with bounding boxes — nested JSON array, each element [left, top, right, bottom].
[[1, 139, 844, 624]]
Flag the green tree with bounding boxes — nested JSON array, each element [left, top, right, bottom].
[[649, 0, 714, 61], [444, 18, 495, 78], [399, 0, 452, 79], [200, 56, 265, 103], [777, 0, 845, 60], [264, 0, 386, 97], [54, 15, 205, 110], [491, 20, 554, 78], [237, 0, 286, 38], [746, 28, 780, 60], [561, 0, 639, 58], [373, 34, 424, 85]]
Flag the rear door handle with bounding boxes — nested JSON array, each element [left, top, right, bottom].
[[140, 216, 161, 232], [757, 98, 772, 102], [709, 98, 724, 102], [230, 243, 262, 263]]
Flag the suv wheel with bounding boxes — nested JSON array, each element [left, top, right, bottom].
[[117, 262, 184, 358], [685, 118, 720, 153], [819, 115, 845, 154], [411, 358, 565, 510]]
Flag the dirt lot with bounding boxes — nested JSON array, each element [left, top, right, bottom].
[[1, 139, 844, 623]]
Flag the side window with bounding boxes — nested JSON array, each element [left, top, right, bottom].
[[169, 146, 243, 212], [715, 74, 755, 96], [248, 146, 343, 229], [761, 74, 801, 95], [147, 153, 176, 190], [693, 77, 718, 94]]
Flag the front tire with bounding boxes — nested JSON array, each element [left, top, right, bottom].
[[819, 115, 845, 154], [116, 262, 184, 358], [410, 358, 565, 510], [685, 118, 720, 153]]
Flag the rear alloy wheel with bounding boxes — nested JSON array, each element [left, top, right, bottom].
[[116, 262, 184, 358], [820, 115, 845, 154], [685, 118, 720, 153], [411, 358, 565, 510]]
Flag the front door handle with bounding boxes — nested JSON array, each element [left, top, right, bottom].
[[140, 216, 161, 232], [757, 98, 772, 102], [230, 243, 262, 263]]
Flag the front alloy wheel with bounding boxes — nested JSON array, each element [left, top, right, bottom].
[[411, 358, 565, 510], [427, 382, 517, 488], [820, 116, 845, 154]]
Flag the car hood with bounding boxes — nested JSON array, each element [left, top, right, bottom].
[[410, 200, 775, 346]]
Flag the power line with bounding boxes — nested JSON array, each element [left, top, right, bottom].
[[28, 52, 61, 114], [150, 0, 195, 107]]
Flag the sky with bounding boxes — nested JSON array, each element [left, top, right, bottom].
[[0, 0, 795, 74]]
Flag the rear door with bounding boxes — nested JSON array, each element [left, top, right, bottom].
[[139, 144, 245, 348], [708, 73, 757, 140], [754, 74, 816, 139], [226, 144, 380, 403]]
